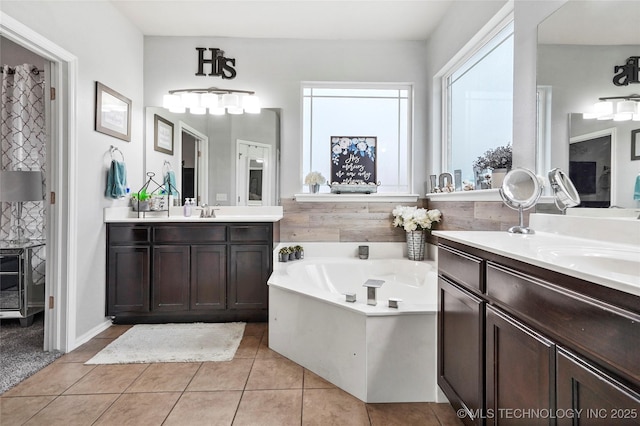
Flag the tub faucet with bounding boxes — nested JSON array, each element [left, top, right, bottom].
[[363, 279, 384, 306]]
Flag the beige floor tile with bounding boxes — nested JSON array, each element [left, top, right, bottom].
[[234, 335, 261, 358], [126, 362, 200, 393], [245, 358, 303, 390], [94, 325, 132, 339], [163, 391, 242, 426], [187, 358, 253, 391], [256, 334, 284, 359], [429, 402, 465, 425], [56, 338, 113, 363], [0, 396, 56, 425], [23, 394, 119, 426], [2, 362, 95, 396], [303, 369, 336, 389], [302, 388, 369, 426], [63, 364, 148, 395], [367, 402, 441, 426], [233, 389, 302, 426], [243, 322, 267, 337], [93, 392, 180, 426]]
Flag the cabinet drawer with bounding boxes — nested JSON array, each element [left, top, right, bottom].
[[153, 225, 226, 243], [108, 225, 151, 244], [230, 225, 271, 243], [438, 244, 483, 293], [486, 262, 640, 388]]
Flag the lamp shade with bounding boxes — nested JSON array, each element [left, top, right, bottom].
[[0, 171, 44, 202]]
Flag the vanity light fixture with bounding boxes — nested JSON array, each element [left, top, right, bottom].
[[583, 94, 640, 121], [163, 87, 261, 115]]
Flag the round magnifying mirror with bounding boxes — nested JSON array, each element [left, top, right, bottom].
[[548, 168, 580, 214], [499, 168, 543, 234]]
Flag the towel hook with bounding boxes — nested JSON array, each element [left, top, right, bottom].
[[110, 145, 124, 162]]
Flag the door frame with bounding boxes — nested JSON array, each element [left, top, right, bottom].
[[178, 121, 208, 205], [1, 12, 78, 351], [235, 139, 273, 206]]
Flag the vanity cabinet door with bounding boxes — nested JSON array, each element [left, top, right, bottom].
[[190, 245, 226, 310], [485, 305, 555, 426], [152, 245, 190, 312], [228, 244, 270, 310], [107, 246, 150, 314], [438, 276, 485, 426], [556, 348, 640, 426]]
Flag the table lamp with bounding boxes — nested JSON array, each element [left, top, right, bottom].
[[0, 170, 44, 243]]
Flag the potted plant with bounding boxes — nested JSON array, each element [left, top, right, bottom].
[[278, 246, 292, 262], [472, 143, 512, 188], [293, 245, 304, 259], [131, 189, 151, 211], [304, 171, 326, 193], [391, 205, 442, 261]]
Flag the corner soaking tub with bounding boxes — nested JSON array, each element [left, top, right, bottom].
[[268, 255, 444, 403]]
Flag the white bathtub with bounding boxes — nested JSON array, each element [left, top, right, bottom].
[[268, 243, 445, 403]]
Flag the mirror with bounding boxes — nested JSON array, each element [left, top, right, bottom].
[[144, 107, 280, 206], [499, 168, 542, 234], [536, 1, 640, 208], [548, 168, 580, 214]]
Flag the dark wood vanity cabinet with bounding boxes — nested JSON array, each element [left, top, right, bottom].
[[106, 222, 273, 323], [437, 239, 640, 426]]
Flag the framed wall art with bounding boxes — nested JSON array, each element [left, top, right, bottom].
[[95, 82, 131, 141], [154, 114, 174, 155], [330, 136, 377, 184], [632, 129, 640, 161]]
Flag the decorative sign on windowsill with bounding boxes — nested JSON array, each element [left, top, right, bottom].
[[330, 136, 379, 193]]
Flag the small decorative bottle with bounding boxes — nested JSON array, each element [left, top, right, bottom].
[[184, 199, 191, 217]]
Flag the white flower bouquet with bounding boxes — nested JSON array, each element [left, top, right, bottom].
[[392, 205, 442, 232], [304, 171, 326, 185]]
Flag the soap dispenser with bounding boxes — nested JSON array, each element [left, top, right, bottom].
[[184, 198, 191, 217]]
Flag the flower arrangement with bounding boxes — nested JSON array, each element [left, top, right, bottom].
[[392, 205, 442, 232], [304, 171, 326, 185], [472, 143, 512, 170]]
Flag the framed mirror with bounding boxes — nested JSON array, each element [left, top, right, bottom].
[[536, 1, 640, 208], [144, 107, 280, 206]]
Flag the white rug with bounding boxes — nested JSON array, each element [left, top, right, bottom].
[[85, 322, 245, 364]]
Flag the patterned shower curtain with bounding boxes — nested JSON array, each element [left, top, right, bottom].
[[1, 63, 46, 284]]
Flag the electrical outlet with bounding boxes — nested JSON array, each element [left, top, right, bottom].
[[216, 193, 228, 201]]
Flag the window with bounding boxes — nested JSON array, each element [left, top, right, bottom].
[[302, 83, 412, 193], [443, 19, 514, 185]]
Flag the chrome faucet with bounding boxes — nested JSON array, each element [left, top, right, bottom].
[[198, 204, 219, 218], [363, 279, 384, 306]]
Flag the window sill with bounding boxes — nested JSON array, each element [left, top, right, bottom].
[[426, 189, 555, 203], [294, 193, 420, 203]]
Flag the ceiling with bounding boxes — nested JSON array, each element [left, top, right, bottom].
[[109, 0, 455, 41]]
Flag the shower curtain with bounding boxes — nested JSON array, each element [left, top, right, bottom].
[[1, 63, 46, 285]]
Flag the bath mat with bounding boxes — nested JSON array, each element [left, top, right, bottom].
[[85, 322, 245, 364]]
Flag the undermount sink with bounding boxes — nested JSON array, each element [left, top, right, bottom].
[[536, 246, 640, 284]]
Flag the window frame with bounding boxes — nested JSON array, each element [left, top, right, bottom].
[[440, 12, 514, 181], [301, 81, 414, 196]]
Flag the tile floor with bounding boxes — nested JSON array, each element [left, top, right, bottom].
[[0, 323, 463, 425]]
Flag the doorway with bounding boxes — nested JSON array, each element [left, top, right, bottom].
[[1, 12, 78, 353], [569, 128, 616, 207], [178, 122, 208, 206], [236, 140, 272, 206]]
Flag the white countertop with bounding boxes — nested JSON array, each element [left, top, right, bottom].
[[432, 229, 640, 297], [104, 206, 284, 223]]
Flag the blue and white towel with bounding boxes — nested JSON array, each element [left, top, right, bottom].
[[634, 174, 640, 201], [105, 160, 127, 199], [164, 170, 179, 196]]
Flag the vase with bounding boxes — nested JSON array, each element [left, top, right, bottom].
[[309, 184, 320, 193], [406, 230, 426, 261], [491, 168, 508, 189]]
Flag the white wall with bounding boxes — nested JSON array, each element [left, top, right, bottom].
[[144, 37, 429, 197], [1, 1, 144, 344]]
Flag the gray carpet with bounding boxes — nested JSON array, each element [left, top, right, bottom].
[[0, 313, 63, 394]]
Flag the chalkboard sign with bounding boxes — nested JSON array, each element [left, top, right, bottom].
[[330, 136, 377, 184]]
